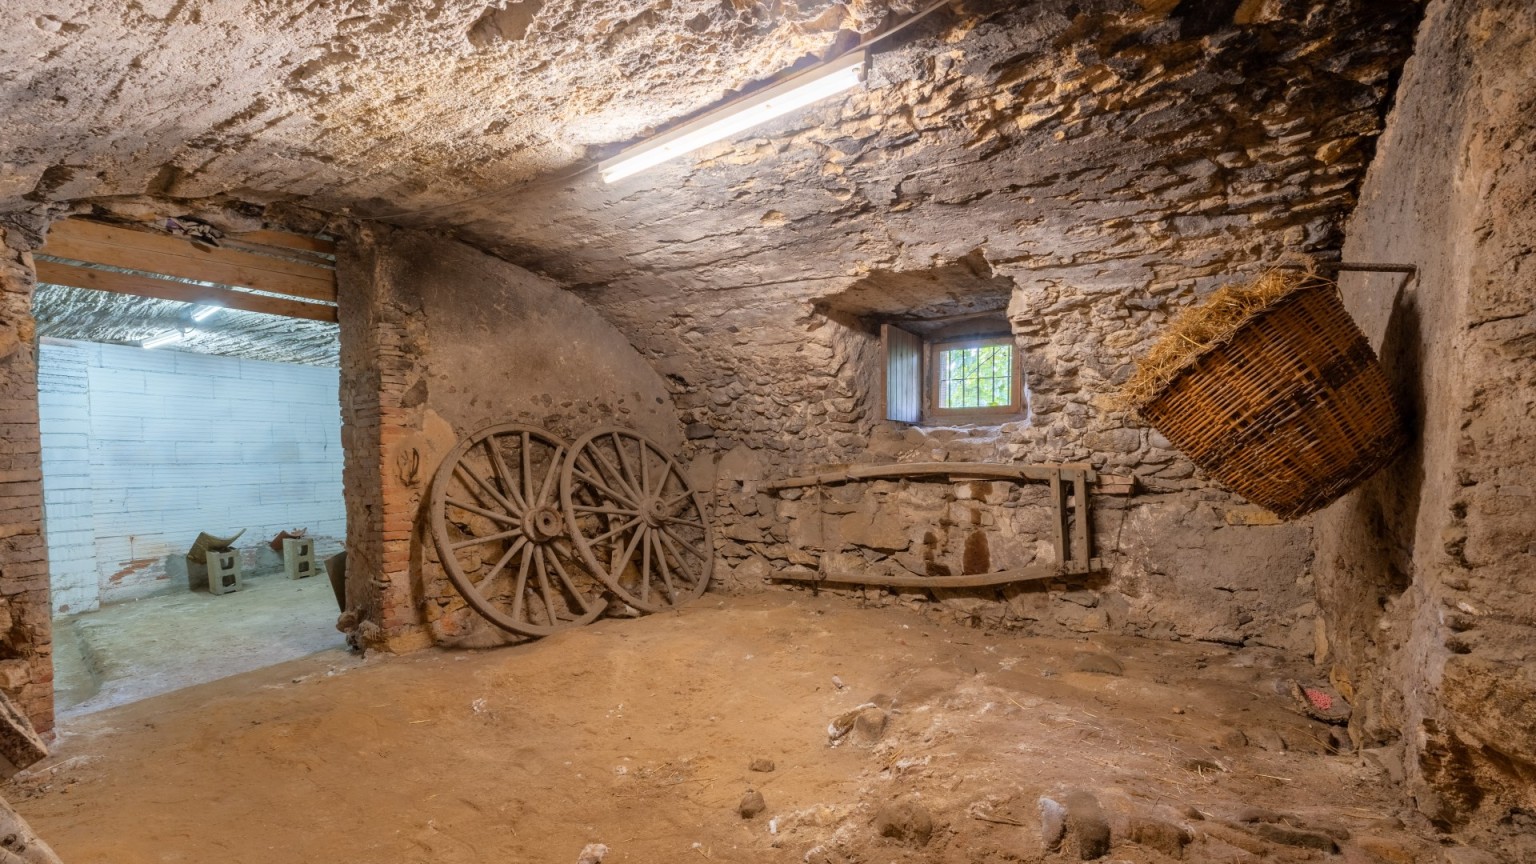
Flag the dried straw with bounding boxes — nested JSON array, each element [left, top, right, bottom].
[[1120, 269, 1335, 411]]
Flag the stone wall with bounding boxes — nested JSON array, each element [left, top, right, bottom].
[[0, 220, 54, 734], [1311, 0, 1536, 854], [336, 225, 681, 650], [521, 0, 1417, 653], [686, 282, 1316, 651]]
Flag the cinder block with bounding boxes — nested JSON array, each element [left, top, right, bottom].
[[206, 550, 242, 595], [283, 537, 316, 580]]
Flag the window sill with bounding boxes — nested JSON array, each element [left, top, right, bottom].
[[897, 413, 1031, 429]]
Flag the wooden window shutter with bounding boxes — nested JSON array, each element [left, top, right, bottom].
[[882, 323, 922, 423]]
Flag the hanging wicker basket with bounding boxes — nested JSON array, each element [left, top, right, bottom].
[[1123, 271, 1405, 520]]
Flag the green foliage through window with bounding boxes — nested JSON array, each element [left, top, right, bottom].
[[938, 343, 1013, 409]]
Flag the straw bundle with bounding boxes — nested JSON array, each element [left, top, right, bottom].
[[1121, 269, 1332, 410]]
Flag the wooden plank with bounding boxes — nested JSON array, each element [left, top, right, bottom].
[[42, 219, 335, 303], [35, 259, 339, 323], [772, 564, 1059, 589], [764, 462, 1123, 491], [227, 229, 335, 255], [1049, 468, 1069, 572], [1071, 468, 1091, 575], [219, 238, 334, 269]]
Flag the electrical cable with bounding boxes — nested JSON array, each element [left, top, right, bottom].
[[361, 0, 958, 224]]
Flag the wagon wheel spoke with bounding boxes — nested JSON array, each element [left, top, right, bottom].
[[450, 526, 523, 551], [640, 440, 653, 497], [520, 431, 534, 510], [589, 515, 642, 547], [546, 543, 597, 617], [655, 526, 702, 586], [608, 523, 647, 587], [611, 432, 643, 500], [474, 536, 527, 598], [651, 531, 678, 604], [573, 458, 637, 509], [430, 423, 605, 637], [588, 444, 642, 503], [572, 504, 640, 517], [561, 427, 713, 613], [445, 496, 519, 526], [485, 437, 528, 514], [660, 525, 709, 562], [639, 527, 653, 606], [510, 538, 534, 624], [455, 461, 521, 518], [533, 547, 560, 626], [535, 444, 564, 508]]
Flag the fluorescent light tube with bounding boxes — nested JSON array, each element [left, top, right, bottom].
[[191, 304, 220, 322], [141, 331, 183, 349], [600, 51, 868, 183]]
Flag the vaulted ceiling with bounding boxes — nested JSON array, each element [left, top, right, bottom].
[[5, 0, 1420, 357]]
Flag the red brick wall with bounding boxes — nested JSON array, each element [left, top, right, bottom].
[[0, 225, 55, 733], [335, 225, 432, 650]]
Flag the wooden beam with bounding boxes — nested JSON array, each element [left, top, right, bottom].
[[772, 564, 1060, 589], [35, 259, 338, 323], [1070, 468, 1091, 575], [227, 229, 335, 255], [1050, 468, 1069, 572], [41, 219, 336, 303]]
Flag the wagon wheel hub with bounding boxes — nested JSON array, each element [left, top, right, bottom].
[[524, 505, 565, 543], [641, 497, 669, 529]]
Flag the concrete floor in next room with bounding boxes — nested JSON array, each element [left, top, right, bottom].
[[52, 572, 349, 720]]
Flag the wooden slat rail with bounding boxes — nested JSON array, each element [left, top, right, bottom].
[[772, 564, 1058, 590], [762, 461, 1135, 493], [765, 460, 1121, 585], [41, 219, 336, 303], [34, 259, 339, 323]]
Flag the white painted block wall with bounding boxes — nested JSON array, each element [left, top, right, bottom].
[[37, 343, 97, 614], [37, 339, 345, 612]]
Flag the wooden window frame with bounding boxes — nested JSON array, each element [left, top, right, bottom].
[[881, 320, 1028, 426], [925, 334, 1024, 421]]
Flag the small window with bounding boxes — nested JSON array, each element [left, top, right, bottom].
[[933, 337, 1016, 413], [882, 321, 1025, 424]]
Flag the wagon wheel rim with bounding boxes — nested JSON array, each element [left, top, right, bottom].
[[429, 423, 606, 636], [561, 427, 713, 613]]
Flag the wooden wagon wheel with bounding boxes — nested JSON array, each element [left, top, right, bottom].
[[560, 427, 714, 613], [429, 423, 606, 636]]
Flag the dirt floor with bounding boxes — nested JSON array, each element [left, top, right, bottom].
[[10, 593, 1459, 863], [51, 571, 343, 719]]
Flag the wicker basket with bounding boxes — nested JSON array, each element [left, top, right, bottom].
[[1133, 278, 1405, 520]]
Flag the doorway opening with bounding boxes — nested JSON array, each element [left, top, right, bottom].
[[30, 217, 348, 722]]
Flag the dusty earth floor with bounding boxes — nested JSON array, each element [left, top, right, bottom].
[[12, 593, 1462, 863], [51, 571, 345, 719]]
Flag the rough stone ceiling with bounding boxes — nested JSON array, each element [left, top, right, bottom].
[[4, 0, 1418, 332], [2, 0, 923, 208]]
